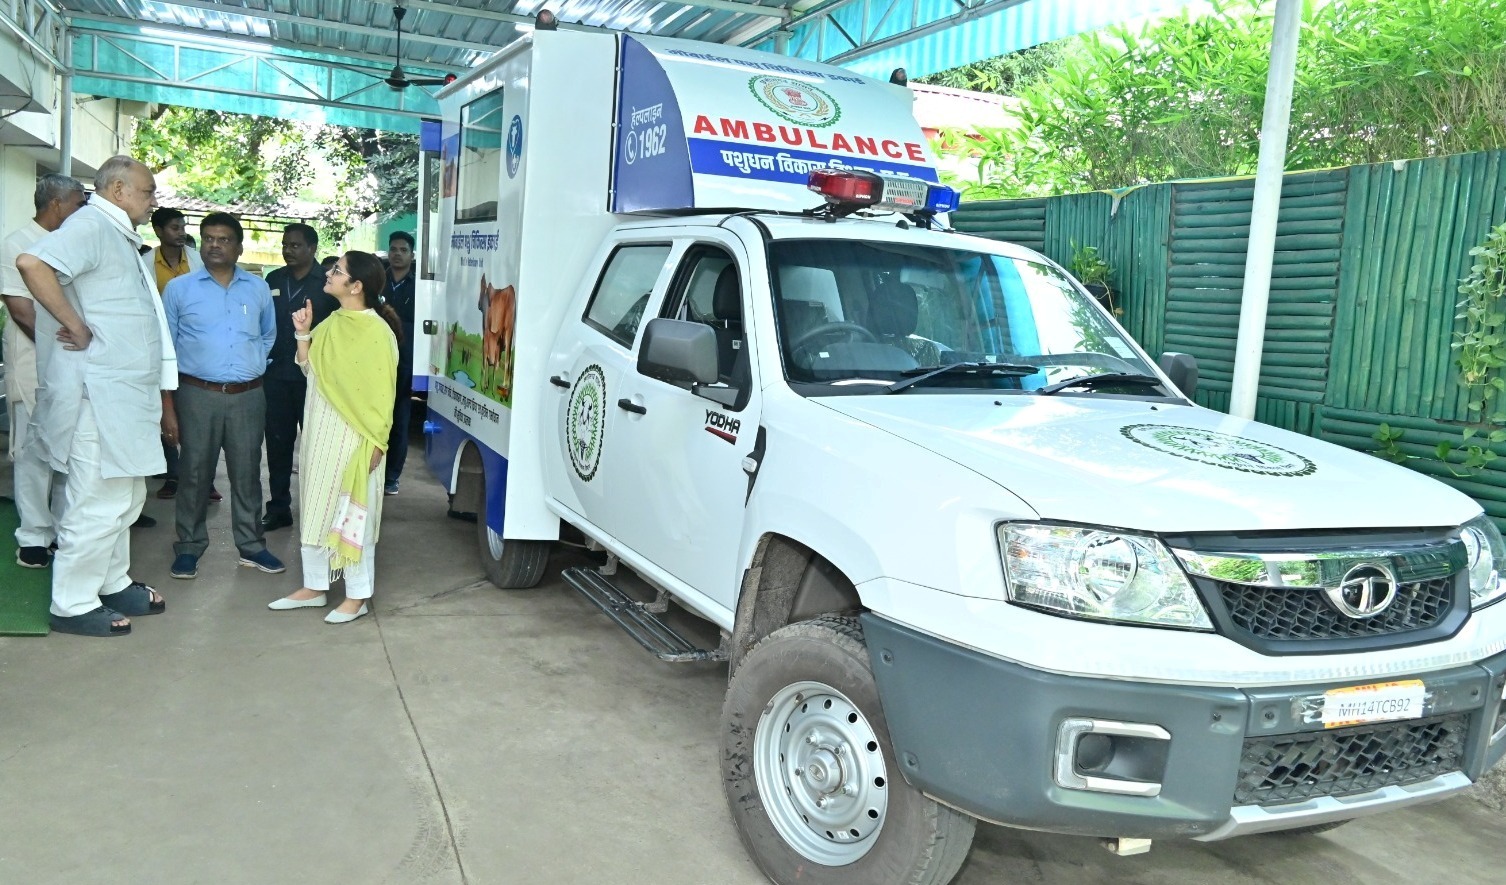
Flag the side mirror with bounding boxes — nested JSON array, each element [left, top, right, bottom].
[[1157, 352, 1198, 399], [638, 318, 718, 387]]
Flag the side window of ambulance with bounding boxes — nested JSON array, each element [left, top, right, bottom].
[[583, 244, 672, 346], [455, 90, 505, 223]]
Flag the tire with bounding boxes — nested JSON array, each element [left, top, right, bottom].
[[721, 616, 976, 885], [476, 504, 550, 589]]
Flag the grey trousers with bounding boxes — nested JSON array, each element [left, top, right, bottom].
[[173, 382, 268, 558]]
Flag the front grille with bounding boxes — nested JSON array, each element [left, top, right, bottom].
[[1218, 577, 1453, 641], [1234, 714, 1468, 806]]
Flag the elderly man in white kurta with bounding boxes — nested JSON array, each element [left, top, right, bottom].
[[2, 174, 87, 568], [17, 155, 178, 637]]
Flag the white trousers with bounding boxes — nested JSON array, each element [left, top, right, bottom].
[[301, 542, 377, 600], [51, 402, 146, 617], [10, 400, 66, 549]]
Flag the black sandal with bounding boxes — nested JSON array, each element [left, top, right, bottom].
[[100, 582, 165, 617], [50, 606, 132, 637]]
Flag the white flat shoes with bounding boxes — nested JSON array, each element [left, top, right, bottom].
[[268, 592, 327, 610], [324, 603, 369, 624]]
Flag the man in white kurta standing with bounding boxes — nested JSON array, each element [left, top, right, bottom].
[[17, 155, 178, 637], [2, 174, 86, 568]]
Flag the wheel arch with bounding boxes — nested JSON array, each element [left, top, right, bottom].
[[452, 438, 486, 516], [730, 533, 866, 675]]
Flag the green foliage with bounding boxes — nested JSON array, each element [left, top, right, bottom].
[[132, 108, 420, 245], [934, 0, 1506, 198], [133, 108, 303, 209], [918, 44, 1062, 94], [1372, 423, 1414, 463], [1068, 242, 1112, 287], [1443, 222, 1506, 474]]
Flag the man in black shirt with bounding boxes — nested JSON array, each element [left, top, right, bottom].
[[261, 223, 336, 530], [383, 231, 417, 496]]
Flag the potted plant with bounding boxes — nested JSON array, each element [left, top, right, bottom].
[[1069, 241, 1117, 314]]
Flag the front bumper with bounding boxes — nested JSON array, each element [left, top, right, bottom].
[[862, 614, 1506, 840]]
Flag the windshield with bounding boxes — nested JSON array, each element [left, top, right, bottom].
[[769, 239, 1160, 395]]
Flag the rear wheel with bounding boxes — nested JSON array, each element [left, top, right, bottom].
[[474, 459, 549, 589], [721, 616, 975, 885]]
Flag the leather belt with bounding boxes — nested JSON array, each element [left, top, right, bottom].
[[179, 373, 263, 395]]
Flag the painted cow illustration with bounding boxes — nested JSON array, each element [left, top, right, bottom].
[[481, 276, 517, 399]]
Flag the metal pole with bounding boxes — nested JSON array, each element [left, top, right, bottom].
[[774, 13, 790, 56], [1229, 0, 1301, 420], [58, 35, 74, 177]]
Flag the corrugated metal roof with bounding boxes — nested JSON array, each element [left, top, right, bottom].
[[50, 0, 1191, 131]]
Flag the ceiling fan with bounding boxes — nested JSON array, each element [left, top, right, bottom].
[[385, 2, 454, 90]]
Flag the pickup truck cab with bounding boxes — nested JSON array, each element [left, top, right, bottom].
[[421, 21, 1506, 885]]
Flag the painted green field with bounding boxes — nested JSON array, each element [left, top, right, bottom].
[[443, 324, 513, 407]]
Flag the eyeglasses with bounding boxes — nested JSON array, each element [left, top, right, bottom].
[[329, 265, 349, 279]]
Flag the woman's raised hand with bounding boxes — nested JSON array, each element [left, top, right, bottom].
[[292, 303, 313, 334]]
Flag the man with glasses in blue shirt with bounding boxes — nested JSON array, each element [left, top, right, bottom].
[[161, 212, 282, 579]]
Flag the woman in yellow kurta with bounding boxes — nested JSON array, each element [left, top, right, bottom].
[[267, 251, 400, 623]]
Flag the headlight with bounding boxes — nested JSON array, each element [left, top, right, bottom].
[[1461, 514, 1506, 609], [999, 523, 1212, 630]]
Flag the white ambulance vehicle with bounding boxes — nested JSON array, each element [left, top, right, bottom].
[[418, 22, 1506, 885]]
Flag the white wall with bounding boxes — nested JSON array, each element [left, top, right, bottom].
[[0, 26, 138, 245]]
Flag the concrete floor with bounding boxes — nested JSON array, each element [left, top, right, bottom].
[[2, 436, 1505, 885]]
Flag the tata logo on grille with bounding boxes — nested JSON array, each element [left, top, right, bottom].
[[1326, 563, 1400, 619]]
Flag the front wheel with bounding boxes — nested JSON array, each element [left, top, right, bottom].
[[721, 616, 975, 885]]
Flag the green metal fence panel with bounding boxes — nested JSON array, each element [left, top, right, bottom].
[[1107, 185, 1173, 357], [951, 148, 1506, 526], [1042, 191, 1112, 264], [1037, 186, 1174, 354], [1329, 150, 1506, 421], [1320, 406, 1506, 528], [950, 198, 1049, 252], [1164, 169, 1348, 415]]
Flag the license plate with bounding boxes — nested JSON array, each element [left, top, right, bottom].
[[1322, 680, 1425, 729]]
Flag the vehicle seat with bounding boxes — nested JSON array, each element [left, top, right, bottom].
[[711, 265, 743, 380], [868, 279, 942, 366]]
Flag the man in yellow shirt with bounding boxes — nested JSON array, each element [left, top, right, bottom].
[[150, 207, 205, 500], [151, 208, 201, 294]]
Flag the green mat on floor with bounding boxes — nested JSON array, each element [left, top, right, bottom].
[[0, 497, 50, 635]]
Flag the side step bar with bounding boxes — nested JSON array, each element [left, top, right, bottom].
[[562, 566, 727, 663]]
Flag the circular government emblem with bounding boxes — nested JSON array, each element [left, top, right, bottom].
[[749, 76, 841, 128], [566, 365, 606, 482], [1120, 424, 1317, 477], [506, 115, 523, 178]]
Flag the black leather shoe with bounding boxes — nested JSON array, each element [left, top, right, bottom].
[[261, 511, 294, 531], [132, 514, 157, 529]]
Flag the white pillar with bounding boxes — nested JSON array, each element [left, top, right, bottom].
[[1229, 0, 1302, 420], [58, 37, 74, 177]]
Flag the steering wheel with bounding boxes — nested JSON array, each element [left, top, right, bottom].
[[791, 321, 878, 359]]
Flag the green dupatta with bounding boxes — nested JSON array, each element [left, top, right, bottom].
[[309, 309, 396, 568]]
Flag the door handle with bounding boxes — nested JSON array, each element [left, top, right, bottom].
[[617, 398, 647, 415], [549, 375, 570, 388]]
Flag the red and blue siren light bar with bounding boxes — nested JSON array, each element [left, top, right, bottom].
[[807, 169, 959, 215]]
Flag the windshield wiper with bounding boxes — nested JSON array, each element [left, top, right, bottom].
[[1036, 372, 1165, 396], [885, 361, 1039, 394]]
